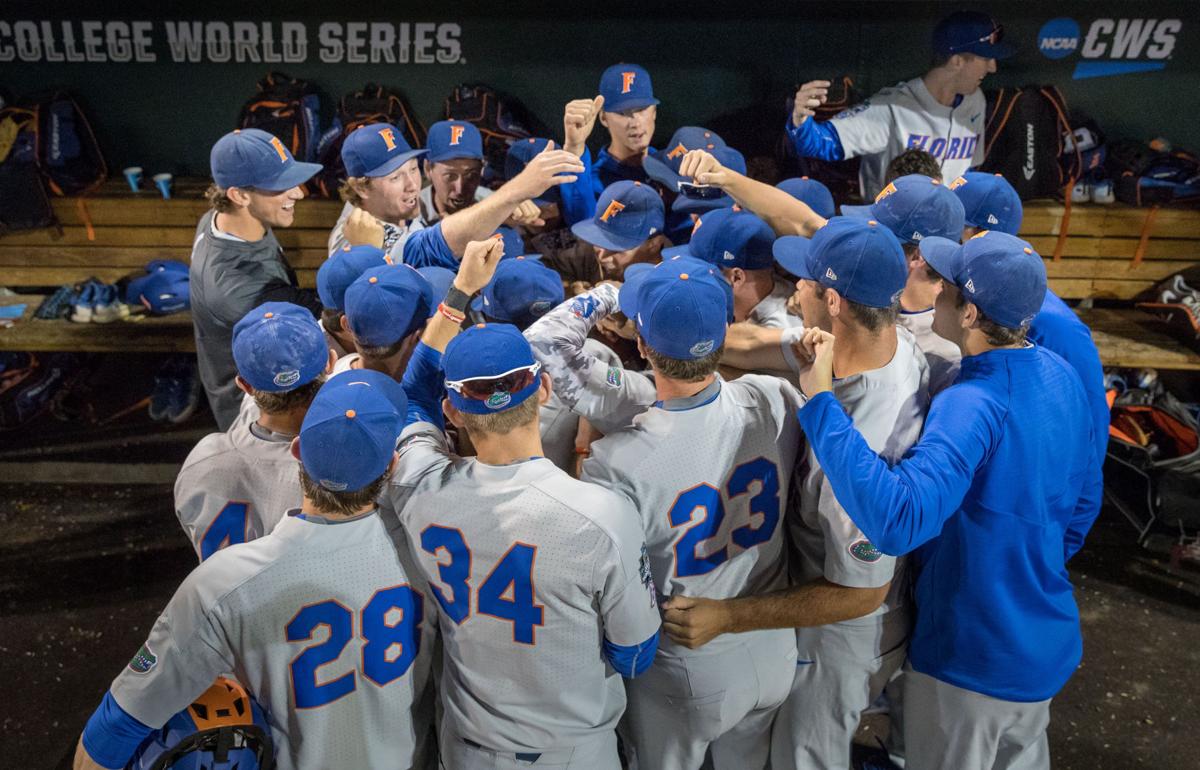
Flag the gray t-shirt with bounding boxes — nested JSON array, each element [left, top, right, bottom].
[[190, 210, 313, 429]]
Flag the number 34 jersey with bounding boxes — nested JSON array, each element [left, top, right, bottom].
[[583, 375, 803, 654], [383, 424, 661, 754], [108, 511, 436, 770]]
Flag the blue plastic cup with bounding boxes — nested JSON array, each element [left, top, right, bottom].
[[153, 173, 173, 200], [123, 166, 143, 192]]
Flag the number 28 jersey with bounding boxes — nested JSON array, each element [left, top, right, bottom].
[[583, 376, 803, 653]]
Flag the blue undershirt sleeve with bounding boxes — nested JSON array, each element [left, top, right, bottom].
[[796, 389, 992, 555], [400, 342, 446, 430], [603, 630, 660, 678], [401, 223, 460, 270], [785, 116, 845, 162], [558, 148, 598, 226], [81, 691, 155, 770]]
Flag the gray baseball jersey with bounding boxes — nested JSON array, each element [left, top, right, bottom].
[[831, 77, 986, 198], [898, 307, 962, 395], [539, 338, 624, 472], [583, 375, 802, 655], [525, 285, 657, 435], [327, 201, 426, 263], [747, 277, 803, 330], [174, 420, 301, 561], [790, 326, 929, 615], [384, 422, 661, 754], [109, 511, 435, 770]]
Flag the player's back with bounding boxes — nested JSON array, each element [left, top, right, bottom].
[[174, 421, 300, 560], [585, 374, 802, 650], [109, 511, 435, 770], [389, 432, 659, 753]]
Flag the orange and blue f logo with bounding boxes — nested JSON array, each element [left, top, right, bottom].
[[666, 143, 688, 160], [449, 124, 466, 145], [621, 71, 637, 94], [600, 200, 627, 222], [268, 136, 289, 162], [378, 127, 398, 152], [874, 182, 898, 203]]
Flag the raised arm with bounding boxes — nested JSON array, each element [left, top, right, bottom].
[[679, 149, 827, 237]]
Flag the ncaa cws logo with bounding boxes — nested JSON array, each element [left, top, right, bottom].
[[1037, 17, 1182, 79]]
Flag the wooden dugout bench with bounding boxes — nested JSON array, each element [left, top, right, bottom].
[[0, 182, 1197, 370]]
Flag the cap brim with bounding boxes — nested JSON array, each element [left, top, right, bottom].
[[671, 194, 733, 216], [839, 203, 875, 220], [604, 96, 661, 114], [258, 161, 323, 192], [772, 236, 814, 280], [643, 155, 685, 188], [975, 41, 1016, 60], [426, 149, 484, 164], [661, 245, 691, 259], [618, 264, 657, 318], [920, 243, 964, 284], [571, 219, 647, 253], [364, 149, 428, 178]]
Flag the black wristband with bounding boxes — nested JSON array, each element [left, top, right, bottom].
[[444, 286, 472, 314]]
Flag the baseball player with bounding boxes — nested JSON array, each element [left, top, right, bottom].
[[333, 263, 435, 380], [572, 180, 669, 280], [661, 219, 929, 770], [580, 257, 801, 770], [331, 122, 583, 267], [175, 302, 333, 561], [421, 120, 493, 223], [787, 10, 1013, 198], [675, 207, 802, 328], [951, 171, 1109, 468], [380, 241, 661, 769], [317, 244, 390, 358], [191, 128, 323, 430], [74, 369, 436, 770], [589, 63, 665, 191], [795, 232, 1102, 770]]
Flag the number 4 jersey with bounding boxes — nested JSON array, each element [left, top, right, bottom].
[[583, 375, 803, 654], [107, 511, 436, 770]]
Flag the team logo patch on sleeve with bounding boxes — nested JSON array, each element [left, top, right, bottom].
[[605, 366, 623, 388], [638, 544, 658, 608], [128, 643, 158, 674], [848, 539, 883, 563]]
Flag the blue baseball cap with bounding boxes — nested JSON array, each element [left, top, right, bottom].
[[417, 266, 456, 309], [776, 176, 836, 220], [210, 128, 322, 192], [599, 63, 659, 114], [494, 226, 532, 260], [125, 265, 190, 315], [317, 245, 389, 311], [622, 256, 730, 360], [672, 147, 747, 216], [927, 231, 1046, 328], [443, 323, 543, 415], [299, 370, 408, 493], [343, 264, 434, 348], [472, 257, 565, 329], [341, 123, 427, 178], [842, 174, 965, 244], [232, 302, 328, 392], [643, 127, 727, 189], [933, 11, 1014, 59], [426, 120, 484, 164], [916, 236, 962, 276], [773, 217, 906, 308], [572, 180, 665, 252], [506, 138, 560, 205], [685, 209, 776, 271], [950, 172, 1023, 235]]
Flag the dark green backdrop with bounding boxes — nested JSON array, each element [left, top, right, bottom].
[[3, 0, 1197, 176]]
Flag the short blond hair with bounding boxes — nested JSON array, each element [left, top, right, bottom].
[[338, 177, 371, 207], [457, 395, 539, 437]]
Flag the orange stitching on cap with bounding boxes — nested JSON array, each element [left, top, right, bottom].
[[680, 273, 690, 280], [634, 181, 641, 186], [369, 276, 378, 283], [801, 176, 809, 180], [867, 220, 878, 226], [930, 178, 939, 185], [475, 323, 486, 329], [345, 410, 356, 419], [233, 129, 241, 134], [1023, 247, 1033, 254], [263, 312, 274, 318], [994, 173, 1003, 177]]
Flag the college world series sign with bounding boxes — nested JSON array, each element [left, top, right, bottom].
[[0, 20, 463, 64]]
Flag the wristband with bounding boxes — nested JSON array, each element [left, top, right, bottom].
[[444, 286, 472, 314], [438, 303, 466, 324]]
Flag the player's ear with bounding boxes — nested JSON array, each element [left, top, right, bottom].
[[598, 111, 610, 129], [442, 397, 465, 429], [340, 314, 352, 334], [324, 347, 337, 374], [289, 437, 302, 461], [636, 335, 648, 359], [825, 287, 842, 318], [536, 371, 552, 405], [234, 375, 255, 396]]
